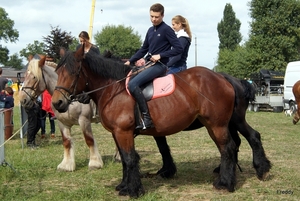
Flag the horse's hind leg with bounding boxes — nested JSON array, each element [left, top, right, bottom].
[[293, 107, 300, 124], [209, 127, 237, 192], [154, 136, 177, 178], [213, 123, 241, 174], [237, 123, 271, 180], [79, 119, 103, 170]]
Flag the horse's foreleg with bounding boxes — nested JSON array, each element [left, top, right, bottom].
[[57, 123, 76, 171], [210, 127, 237, 192], [113, 133, 144, 198], [154, 136, 177, 178], [79, 120, 103, 170]]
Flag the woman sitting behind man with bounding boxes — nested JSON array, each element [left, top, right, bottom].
[[167, 15, 192, 74]]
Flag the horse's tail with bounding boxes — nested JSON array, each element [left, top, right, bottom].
[[219, 73, 238, 107], [240, 80, 256, 103]]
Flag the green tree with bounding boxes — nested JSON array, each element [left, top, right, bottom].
[[246, 0, 300, 72], [0, 45, 9, 65], [0, 7, 19, 65], [69, 39, 79, 51], [217, 3, 242, 50], [4, 53, 23, 69], [43, 25, 75, 62], [94, 24, 142, 58], [217, 46, 255, 78], [19, 40, 46, 60]]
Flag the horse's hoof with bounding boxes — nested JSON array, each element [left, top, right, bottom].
[[118, 187, 144, 198], [115, 182, 126, 191], [157, 164, 177, 178], [118, 187, 129, 196], [213, 179, 235, 192], [258, 171, 270, 181]]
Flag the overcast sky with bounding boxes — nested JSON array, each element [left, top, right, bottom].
[[1, 0, 251, 68]]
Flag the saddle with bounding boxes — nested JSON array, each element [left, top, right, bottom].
[[125, 70, 175, 101]]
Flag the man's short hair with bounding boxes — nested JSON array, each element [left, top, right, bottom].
[[150, 3, 164, 15]]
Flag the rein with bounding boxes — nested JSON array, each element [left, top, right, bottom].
[[54, 58, 214, 106], [54, 61, 155, 103], [80, 61, 155, 96], [156, 60, 215, 105]]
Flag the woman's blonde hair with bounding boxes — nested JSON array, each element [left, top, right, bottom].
[[172, 15, 192, 41]]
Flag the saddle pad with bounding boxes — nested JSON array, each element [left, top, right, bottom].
[[126, 71, 175, 100]]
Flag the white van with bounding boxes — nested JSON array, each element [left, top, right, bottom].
[[283, 61, 300, 112]]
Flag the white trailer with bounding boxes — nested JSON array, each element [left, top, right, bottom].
[[248, 69, 284, 112], [283, 61, 300, 112]]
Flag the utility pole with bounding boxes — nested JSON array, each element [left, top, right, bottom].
[[195, 36, 197, 66], [89, 0, 96, 42]]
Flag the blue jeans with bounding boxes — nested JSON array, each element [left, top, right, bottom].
[[128, 63, 167, 93], [166, 65, 187, 75], [40, 109, 55, 134]]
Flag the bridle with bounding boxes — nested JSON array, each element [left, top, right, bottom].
[[21, 70, 48, 103], [54, 61, 89, 104]]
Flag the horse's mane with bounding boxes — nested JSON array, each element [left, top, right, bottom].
[[27, 59, 42, 81], [27, 59, 57, 82], [45, 61, 57, 68], [57, 50, 132, 80]]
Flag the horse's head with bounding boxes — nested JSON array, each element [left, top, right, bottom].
[[52, 45, 87, 112], [19, 55, 47, 108]]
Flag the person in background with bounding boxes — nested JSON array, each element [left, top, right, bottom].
[[166, 15, 192, 75], [76, 31, 101, 118], [0, 86, 14, 109], [76, 31, 100, 55], [0, 67, 8, 92], [40, 90, 56, 139], [124, 3, 183, 130], [25, 102, 41, 149]]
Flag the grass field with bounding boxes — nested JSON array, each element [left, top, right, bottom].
[[0, 106, 300, 200]]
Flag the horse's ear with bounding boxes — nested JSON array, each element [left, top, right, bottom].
[[28, 55, 33, 61], [39, 55, 46, 67], [75, 43, 85, 59]]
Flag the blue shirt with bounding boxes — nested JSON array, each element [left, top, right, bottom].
[[0, 93, 14, 108], [129, 21, 183, 65]]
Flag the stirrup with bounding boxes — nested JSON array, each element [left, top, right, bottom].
[[136, 119, 153, 130]]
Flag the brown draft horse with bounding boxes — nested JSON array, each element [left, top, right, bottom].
[[105, 53, 271, 180], [52, 46, 237, 198], [292, 80, 300, 124]]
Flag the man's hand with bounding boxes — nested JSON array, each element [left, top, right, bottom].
[[124, 61, 130, 65], [150, 54, 161, 62]]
